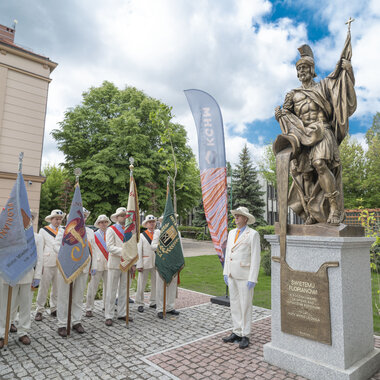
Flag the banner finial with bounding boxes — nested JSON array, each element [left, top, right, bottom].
[[74, 168, 82, 184], [18, 152, 24, 173], [129, 156, 134, 171]]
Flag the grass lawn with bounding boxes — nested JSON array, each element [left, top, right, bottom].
[[180, 254, 380, 335], [180, 254, 271, 310]]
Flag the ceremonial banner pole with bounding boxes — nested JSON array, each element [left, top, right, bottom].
[[5, 153, 22, 348], [126, 270, 130, 326], [163, 281, 167, 319], [162, 177, 170, 320], [3, 286, 13, 350], [67, 283, 73, 336], [66, 168, 82, 336]]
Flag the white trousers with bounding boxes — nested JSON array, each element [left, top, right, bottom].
[[0, 283, 33, 338], [135, 268, 156, 306], [156, 272, 177, 313], [228, 277, 254, 337], [36, 266, 58, 313], [85, 270, 108, 312], [57, 271, 87, 328], [104, 269, 127, 319]]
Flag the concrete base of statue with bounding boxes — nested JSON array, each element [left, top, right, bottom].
[[263, 233, 380, 380]]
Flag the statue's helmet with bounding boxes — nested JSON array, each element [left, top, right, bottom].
[[296, 44, 317, 78]]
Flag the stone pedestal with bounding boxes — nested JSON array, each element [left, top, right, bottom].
[[263, 235, 380, 380]]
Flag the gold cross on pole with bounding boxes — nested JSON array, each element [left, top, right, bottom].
[[345, 17, 355, 32]]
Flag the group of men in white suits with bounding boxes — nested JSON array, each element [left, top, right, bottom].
[[0, 204, 260, 350], [0, 206, 183, 347]]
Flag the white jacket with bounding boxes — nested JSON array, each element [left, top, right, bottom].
[[17, 232, 44, 285], [93, 229, 108, 271], [223, 226, 261, 283], [106, 224, 124, 270], [39, 225, 63, 267], [137, 229, 160, 269]]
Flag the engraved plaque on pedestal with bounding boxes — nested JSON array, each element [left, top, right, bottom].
[[280, 260, 338, 345]]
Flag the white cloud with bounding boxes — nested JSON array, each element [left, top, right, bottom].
[[2, 0, 378, 168]]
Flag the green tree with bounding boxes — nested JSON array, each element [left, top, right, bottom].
[[192, 199, 207, 227], [52, 81, 200, 222], [258, 144, 277, 186], [39, 165, 72, 228], [364, 113, 380, 208], [339, 135, 366, 209], [231, 145, 266, 225]]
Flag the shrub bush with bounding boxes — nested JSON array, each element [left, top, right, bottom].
[[261, 250, 272, 276], [256, 225, 275, 251]]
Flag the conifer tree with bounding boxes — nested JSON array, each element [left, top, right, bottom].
[[232, 145, 266, 225]]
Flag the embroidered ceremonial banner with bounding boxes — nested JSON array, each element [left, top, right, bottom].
[[120, 172, 140, 272], [184, 89, 228, 264], [95, 230, 108, 261], [57, 185, 91, 283], [0, 172, 37, 286], [155, 189, 184, 283]]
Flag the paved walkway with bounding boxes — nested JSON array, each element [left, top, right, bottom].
[[0, 288, 379, 379], [181, 238, 215, 257]]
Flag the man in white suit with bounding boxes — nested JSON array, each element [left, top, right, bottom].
[[136, 215, 159, 312], [54, 207, 97, 337], [104, 207, 134, 326], [35, 209, 65, 321], [0, 211, 43, 348], [85, 214, 111, 317], [222, 206, 261, 349]]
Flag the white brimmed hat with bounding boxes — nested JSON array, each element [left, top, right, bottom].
[[231, 206, 256, 225], [94, 214, 111, 228], [111, 207, 127, 223], [83, 207, 91, 217], [45, 209, 66, 223], [142, 215, 156, 227]]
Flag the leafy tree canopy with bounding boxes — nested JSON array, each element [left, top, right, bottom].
[[39, 165, 72, 228], [52, 81, 201, 223]]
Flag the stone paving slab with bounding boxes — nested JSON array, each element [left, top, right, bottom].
[[147, 317, 380, 380], [138, 288, 212, 310], [0, 288, 378, 380]]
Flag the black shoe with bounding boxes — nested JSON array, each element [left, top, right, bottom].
[[72, 323, 85, 334], [149, 304, 156, 309], [129, 298, 134, 303], [222, 333, 242, 343], [58, 327, 67, 337], [10, 324, 17, 333], [50, 310, 57, 317], [239, 337, 249, 349], [167, 309, 179, 316], [137, 306, 144, 313], [157, 312, 164, 319]]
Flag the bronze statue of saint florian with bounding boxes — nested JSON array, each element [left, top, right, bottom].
[[273, 18, 357, 225]]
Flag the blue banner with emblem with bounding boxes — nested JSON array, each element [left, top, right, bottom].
[[57, 184, 90, 283], [0, 173, 37, 286]]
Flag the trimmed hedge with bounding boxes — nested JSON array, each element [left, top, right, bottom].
[[255, 225, 275, 251]]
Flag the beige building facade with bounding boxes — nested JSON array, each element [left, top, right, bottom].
[[0, 24, 57, 229]]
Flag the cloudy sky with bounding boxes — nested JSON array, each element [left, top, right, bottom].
[[0, 0, 379, 168]]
